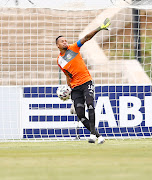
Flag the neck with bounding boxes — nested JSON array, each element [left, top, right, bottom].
[[60, 48, 68, 55]]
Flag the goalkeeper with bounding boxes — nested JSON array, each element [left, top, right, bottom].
[[56, 18, 111, 144]]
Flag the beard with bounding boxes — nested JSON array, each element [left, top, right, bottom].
[[63, 47, 68, 50]]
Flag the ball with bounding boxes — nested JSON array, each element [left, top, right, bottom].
[[57, 85, 71, 101]]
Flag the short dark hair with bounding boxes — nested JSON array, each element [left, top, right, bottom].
[[56, 35, 63, 44]]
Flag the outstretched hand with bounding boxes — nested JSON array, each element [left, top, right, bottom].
[[100, 18, 111, 30]]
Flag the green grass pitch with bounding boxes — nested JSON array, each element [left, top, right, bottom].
[[0, 139, 152, 180]]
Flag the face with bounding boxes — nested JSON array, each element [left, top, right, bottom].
[[56, 37, 68, 50]]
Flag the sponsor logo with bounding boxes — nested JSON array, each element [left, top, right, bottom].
[[67, 54, 72, 60], [95, 96, 152, 127]]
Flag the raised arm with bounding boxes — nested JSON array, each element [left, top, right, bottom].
[[80, 18, 111, 45]]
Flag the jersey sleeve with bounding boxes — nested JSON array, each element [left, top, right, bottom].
[[69, 40, 83, 53], [77, 40, 83, 47]]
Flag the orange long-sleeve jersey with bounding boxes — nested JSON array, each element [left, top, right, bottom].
[[57, 41, 92, 89]]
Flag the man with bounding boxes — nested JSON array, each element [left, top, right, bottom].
[[56, 18, 111, 144]]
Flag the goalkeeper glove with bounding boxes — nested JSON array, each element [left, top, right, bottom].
[[100, 18, 111, 30]]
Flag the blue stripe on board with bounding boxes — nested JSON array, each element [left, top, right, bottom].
[[23, 86, 152, 99], [29, 115, 77, 122], [23, 87, 58, 98], [29, 104, 72, 109], [23, 126, 152, 139], [23, 128, 90, 138]]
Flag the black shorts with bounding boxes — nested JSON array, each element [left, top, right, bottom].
[[71, 81, 94, 101]]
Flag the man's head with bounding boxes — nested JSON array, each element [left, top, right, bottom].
[[56, 36, 68, 51]]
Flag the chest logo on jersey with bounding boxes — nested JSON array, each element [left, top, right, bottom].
[[67, 54, 72, 60]]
